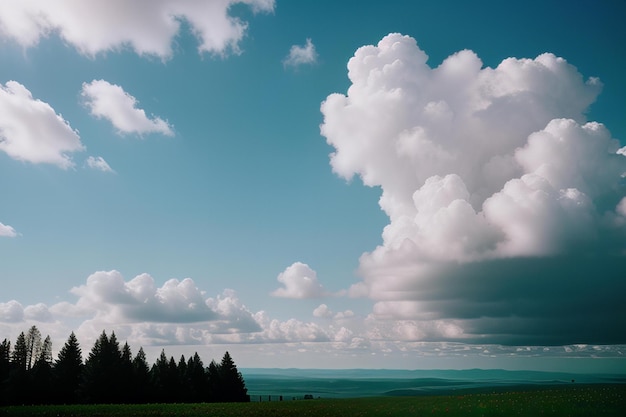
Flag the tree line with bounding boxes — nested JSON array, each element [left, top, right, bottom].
[[0, 326, 248, 405]]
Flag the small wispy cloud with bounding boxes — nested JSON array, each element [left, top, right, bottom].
[[0, 222, 17, 238], [283, 38, 317, 69], [82, 80, 174, 137], [86, 156, 114, 173]]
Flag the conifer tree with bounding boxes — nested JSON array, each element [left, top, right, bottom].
[[8, 332, 28, 404], [11, 332, 27, 372], [206, 359, 220, 402], [131, 347, 151, 403], [177, 355, 190, 402], [186, 352, 207, 403], [118, 342, 134, 403], [0, 339, 11, 405], [25, 326, 42, 371], [150, 349, 170, 401], [54, 332, 83, 404], [218, 351, 248, 402], [81, 331, 124, 403], [30, 335, 53, 405]]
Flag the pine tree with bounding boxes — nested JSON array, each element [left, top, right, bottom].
[[150, 349, 170, 401], [81, 330, 124, 403], [118, 342, 134, 403], [40, 336, 53, 364], [131, 347, 151, 403], [186, 352, 207, 403], [30, 336, 53, 405], [25, 326, 42, 371], [54, 332, 83, 405], [206, 359, 220, 402], [0, 339, 11, 405], [11, 332, 27, 372], [7, 332, 28, 404], [177, 355, 190, 402], [218, 351, 248, 402]]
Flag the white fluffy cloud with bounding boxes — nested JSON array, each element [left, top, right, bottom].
[[82, 80, 174, 137], [0, 0, 275, 58], [313, 304, 333, 318], [1, 272, 625, 364], [0, 300, 24, 322], [45, 271, 264, 347], [0, 81, 84, 168], [0, 222, 17, 237], [271, 262, 329, 298], [283, 38, 317, 68], [321, 34, 626, 345], [86, 156, 114, 173]]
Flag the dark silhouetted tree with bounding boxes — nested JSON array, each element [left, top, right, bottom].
[[150, 349, 173, 402], [118, 342, 134, 403], [7, 332, 28, 404], [131, 347, 151, 403], [80, 331, 124, 403], [11, 332, 27, 372], [53, 332, 83, 404], [177, 355, 190, 402], [25, 325, 42, 371], [207, 359, 220, 402], [30, 335, 53, 404], [218, 351, 248, 402], [0, 339, 11, 405], [186, 352, 208, 403]]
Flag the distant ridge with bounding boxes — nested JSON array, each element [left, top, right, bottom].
[[241, 368, 626, 399]]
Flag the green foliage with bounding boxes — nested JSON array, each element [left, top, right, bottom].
[[1, 385, 625, 417]]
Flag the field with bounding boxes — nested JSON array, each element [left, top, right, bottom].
[[1, 384, 624, 417]]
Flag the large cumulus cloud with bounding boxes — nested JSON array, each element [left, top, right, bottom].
[[321, 34, 626, 345]]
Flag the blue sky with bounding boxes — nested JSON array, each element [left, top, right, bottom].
[[1, 0, 625, 372]]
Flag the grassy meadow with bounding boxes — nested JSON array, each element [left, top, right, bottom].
[[1, 384, 624, 417]]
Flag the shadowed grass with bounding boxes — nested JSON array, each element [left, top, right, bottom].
[[1, 384, 624, 417]]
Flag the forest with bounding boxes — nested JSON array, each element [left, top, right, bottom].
[[0, 326, 249, 405]]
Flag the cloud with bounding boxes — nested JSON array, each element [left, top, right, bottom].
[[320, 33, 626, 346], [0, 81, 84, 168], [313, 304, 333, 318], [271, 262, 329, 298], [86, 156, 114, 173], [283, 38, 317, 68], [43, 270, 264, 346], [66, 271, 218, 324], [0, 0, 275, 58], [251, 312, 330, 343], [1, 272, 625, 366], [0, 222, 17, 237], [81, 80, 174, 137], [24, 303, 54, 322], [0, 300, 24, 323]]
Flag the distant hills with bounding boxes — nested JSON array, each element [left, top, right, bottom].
[[241, 368, 626, 400]]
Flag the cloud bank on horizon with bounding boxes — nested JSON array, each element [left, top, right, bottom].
[[321, 33, 626, 345]]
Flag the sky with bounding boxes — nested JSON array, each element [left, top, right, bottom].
[[0, 0, 625, 373]]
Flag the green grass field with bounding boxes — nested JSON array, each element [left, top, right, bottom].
[[1, 384, 624, 417]]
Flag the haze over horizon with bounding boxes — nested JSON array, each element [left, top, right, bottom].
[[1, 1, 625, 374]]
